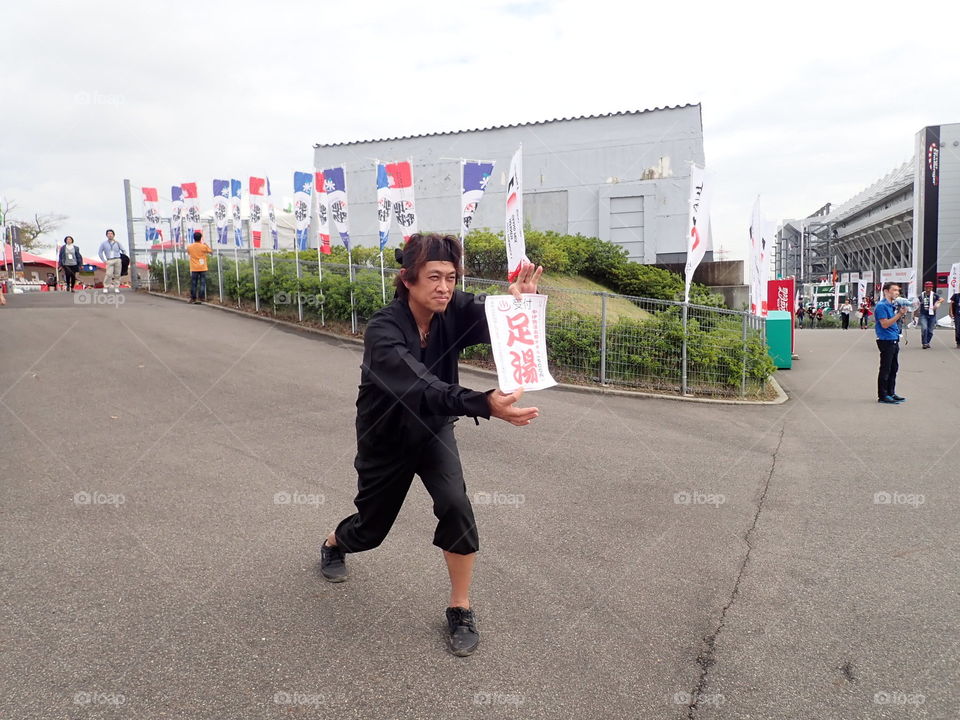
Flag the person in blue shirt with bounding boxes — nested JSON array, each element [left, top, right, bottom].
[[97, 229, 126, 293], [874, 281, 909, 404]]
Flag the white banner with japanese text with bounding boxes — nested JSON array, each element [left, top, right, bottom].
[[484, 294, 557, 393]]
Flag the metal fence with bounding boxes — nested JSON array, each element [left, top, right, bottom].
[[128, 218, 770, 399]]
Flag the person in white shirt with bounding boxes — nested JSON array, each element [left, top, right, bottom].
[[917, 280, 942, 349], [839, 299, 854, 330]]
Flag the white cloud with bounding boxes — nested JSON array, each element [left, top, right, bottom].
[[1, 0, 957, 271]]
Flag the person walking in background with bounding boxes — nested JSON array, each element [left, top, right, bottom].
[[839, 298, 853, 329], [917, 280, 942, 349], [950, 284, 960, 348], [860, 300, 871, 329], [875, 282, 908, 404], [186, 230, 213, 304], [815, 306, 824, 327], [97, 229, 126, 293], [58, 236, 82, 293], [796, 304, 805, 329]]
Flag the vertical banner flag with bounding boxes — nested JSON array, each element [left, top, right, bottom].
[[314, 171, 331, 255], [141, 187, 161, 245], [948, 263, 960, 312], [461, 160, 495, 239], [385, 160, 418, 242], [749, 197, 770, 316], [230, 179, 242, 247], [857, 277, 867, 303], [323, 166, 350, 250], [293, 171, 312, 251], [505, 146, 528, 281], [181, 183, 200, 241], [376, 163, 392, 250], [683, 164, 709, 303], [10, 225, 24, 273], [266, 177, 278, 250], [170, 186, 184, 246], [249, 177, 265, 248], [484, 294, 557, 393], [212, 180, 230, 244]]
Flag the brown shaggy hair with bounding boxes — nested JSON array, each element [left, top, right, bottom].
[[394, 233, 462, 300]]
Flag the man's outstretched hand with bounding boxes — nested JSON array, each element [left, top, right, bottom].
[[487, 388, 539, 426], [508, 261, 544, 300]]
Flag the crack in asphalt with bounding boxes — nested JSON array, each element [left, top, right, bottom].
[[687, 423, 786, 719]]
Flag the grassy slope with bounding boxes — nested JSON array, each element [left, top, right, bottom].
[[537, 275, 652, 321]]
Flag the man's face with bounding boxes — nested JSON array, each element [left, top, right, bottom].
[[106, 231, 115, 240], [404, 260, 457, 314], [884, 284, 901, 302]]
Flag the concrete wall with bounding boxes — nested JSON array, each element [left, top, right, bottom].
[[312, 105, 705, 264], [913, 122, 960, 282], [937, 123, 960, 272]]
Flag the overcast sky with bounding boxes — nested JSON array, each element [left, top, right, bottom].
[[2, 0, 958, 261]]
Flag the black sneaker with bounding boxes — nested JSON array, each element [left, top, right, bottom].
[[320, 541, 348, 582], [878, 396, 899, 404], [890, 395, 907, 403], [445, 606, 479, 657]]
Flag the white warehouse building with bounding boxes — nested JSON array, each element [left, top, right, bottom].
[[311, 104, 706, 265]]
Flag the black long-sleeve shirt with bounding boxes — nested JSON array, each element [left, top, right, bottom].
[[355, 291, 492, 458]]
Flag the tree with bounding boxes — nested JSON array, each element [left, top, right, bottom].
[[2, 200, 67, 251]]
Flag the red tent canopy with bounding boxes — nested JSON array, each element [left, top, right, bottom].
[[3, 244, 57, 268], [2, 244, 148, 270]]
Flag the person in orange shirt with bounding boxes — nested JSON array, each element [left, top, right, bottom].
[[186, 230, 213, 304]]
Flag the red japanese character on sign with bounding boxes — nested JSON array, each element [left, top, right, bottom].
[[510, 350, 538, 385], [506, 312, 534, 347]]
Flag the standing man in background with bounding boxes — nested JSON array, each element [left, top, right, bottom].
[[875, 282, 908, 404], [949, 284, 960, 348], [917, 280, 942, 349], [98, 229, 126, 293], [186, 230, 213, 304]]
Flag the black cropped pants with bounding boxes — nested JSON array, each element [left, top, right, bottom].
[[334, 421, 479, 555], [877, 339, 900, 400]]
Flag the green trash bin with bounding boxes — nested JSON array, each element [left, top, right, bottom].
[[765, 310, 792, 369]]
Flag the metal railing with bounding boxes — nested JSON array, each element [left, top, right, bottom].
[[131, 220, 771, 399]]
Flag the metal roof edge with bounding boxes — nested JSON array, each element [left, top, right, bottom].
[[312, 104, 701, 149]]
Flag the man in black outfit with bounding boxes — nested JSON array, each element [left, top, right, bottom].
[[949, 284, 960, 348], [319, 232, 543, 657]]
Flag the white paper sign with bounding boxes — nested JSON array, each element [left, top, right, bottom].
[[484, 294, 557, 393]]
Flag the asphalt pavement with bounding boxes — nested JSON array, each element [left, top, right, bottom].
[[1, 291, 957, 719]]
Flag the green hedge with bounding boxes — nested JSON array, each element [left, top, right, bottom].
[[149, 253, 773, 397]]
